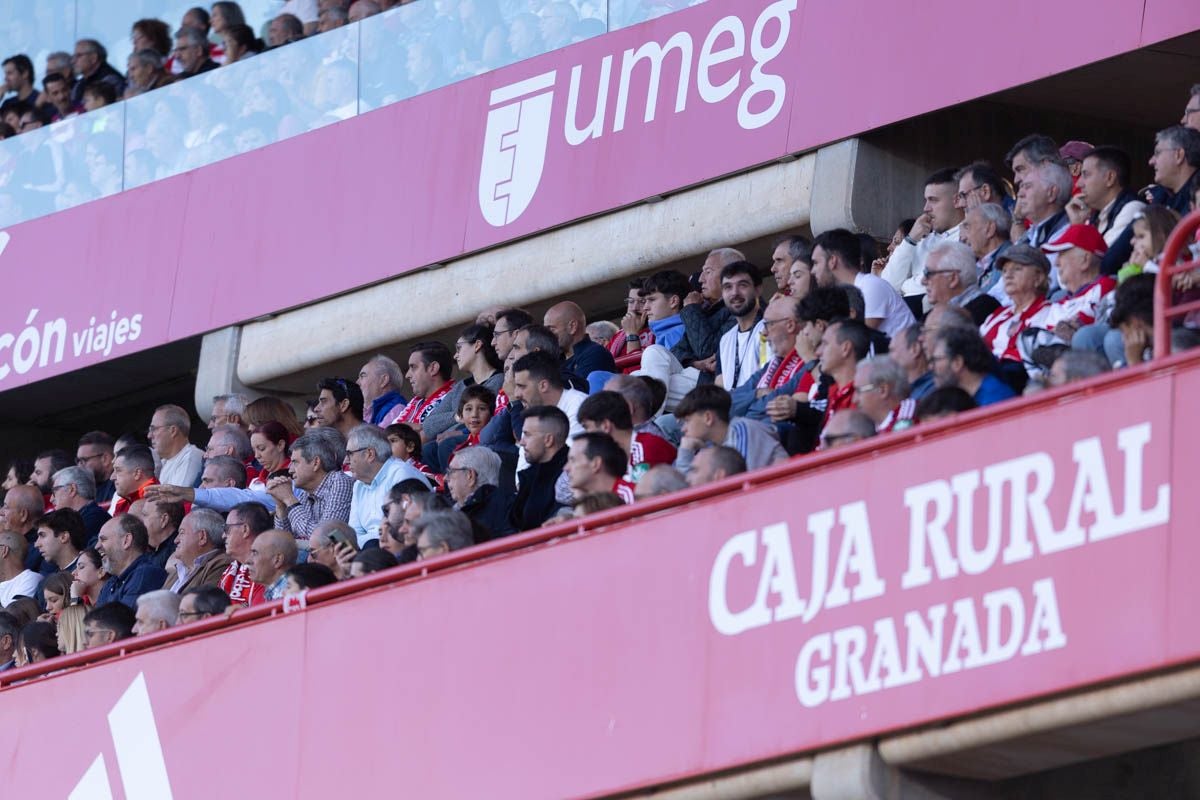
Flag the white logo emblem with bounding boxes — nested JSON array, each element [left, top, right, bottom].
[[478, 71, 556, 227], [70, 673, 174, 800]]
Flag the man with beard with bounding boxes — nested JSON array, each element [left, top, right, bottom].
[[94, 514, 167, 609], [714, 261, 767, 390]]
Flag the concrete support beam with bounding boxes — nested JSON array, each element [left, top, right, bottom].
[[811, 744, 963, 800], [235, 154, 816, 386], [193, 327, 261, 419], [809, 138, 928, 239]]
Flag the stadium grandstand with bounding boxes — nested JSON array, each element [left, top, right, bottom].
[[1, 0, 1200, 797]]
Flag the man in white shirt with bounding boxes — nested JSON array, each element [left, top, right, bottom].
[[715, 260, 767, 389], [346, 425, 432, 547], [813, 228, 916, 339], [0, 532, 41, 606], [511, 351, 588, 438], [149, 404, 204, 487], [881, 168, 964, 299]]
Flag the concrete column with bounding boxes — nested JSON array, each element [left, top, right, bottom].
[[811, 744, 967, 800]]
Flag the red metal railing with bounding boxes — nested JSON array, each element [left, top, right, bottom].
[[7, 346, 1200, 688], [1154, 209, 1200, 358]]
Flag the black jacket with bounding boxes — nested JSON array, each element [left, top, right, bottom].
[[511, 446, 569, 531], [71, 62, 126, 108], [460, 484, 516, 543], [1094, 189, 1140, 276], [565, 337, 617, 381]]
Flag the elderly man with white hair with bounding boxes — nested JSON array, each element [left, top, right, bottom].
[[133, 590, 181, 636], [209, 393, 250, 431], [853, 356, 916, 433], [163, 508, 233, 594], [921, 240, 1001, 326], [445, 446, 515, 542], [149, 404, 204, 488], [357, 354, 408, 426], [346, 424, 431, 547], [1014, 160, 1072, 288], [960, 202, 1013, 306]]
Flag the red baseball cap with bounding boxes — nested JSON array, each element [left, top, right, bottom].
[[1043, 224, 1108, 256]]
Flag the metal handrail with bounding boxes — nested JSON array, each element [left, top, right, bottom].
[[5, 338, 1200, 690], [1154, 209, 1200, 358]]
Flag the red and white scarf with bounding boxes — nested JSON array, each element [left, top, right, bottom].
[[394, 380, 454, 425], [756, 349, 803, 391]]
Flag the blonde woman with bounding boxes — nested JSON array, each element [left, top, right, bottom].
[[57, 604, 87, 654]]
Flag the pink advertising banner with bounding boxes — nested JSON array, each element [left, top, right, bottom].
[[0, 368, 1195, 799], [0, 0, 1189, 392]]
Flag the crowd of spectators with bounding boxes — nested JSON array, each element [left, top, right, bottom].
[[0, 78, 1198, 675], [0, 0, 621, 224]]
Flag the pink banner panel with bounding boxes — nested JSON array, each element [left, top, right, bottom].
[[0, 371, 1192, 799], [0, 0, 1184, 393]]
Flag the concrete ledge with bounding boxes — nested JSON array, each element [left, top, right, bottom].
[[879, 665, 1200, 781], [235, 154, 816, 386]]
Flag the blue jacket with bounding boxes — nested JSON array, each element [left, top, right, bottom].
[[97, 553, 168, 610], [368, 390, 407, 425], [974, 373, 1017, 407]]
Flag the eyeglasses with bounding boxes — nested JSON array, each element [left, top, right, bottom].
[[929, 352, 952, 363], [76, 453, 104, 466], [761, 318, 792, 328], [445, 467, 471, 476], [853, 383, 880, 395], [147, 423, 171, 435], [955, 185, 980, 202], [50, 483, 72, 493], [222, 522, 247, 533], [177, 610, 206, 621], [345, 447, 370, 457], [921, 269, 957, 280]]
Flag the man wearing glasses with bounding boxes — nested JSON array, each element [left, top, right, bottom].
[[172, 27, 219, 77], [1181, 85, 1200, 133], [148, 404, 204, 489], [68, 39, 125, 110], [76, 431, 117, 510], [82, 603, 136, 650], [1147, 124, 1200, 215], [45, 467, 110, 547], [921, 241, 1000, 326]]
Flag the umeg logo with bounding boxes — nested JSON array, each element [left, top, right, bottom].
[[70, 673, 174, 800], [478, 71, 557, 228], [477, 0, 799, 228]]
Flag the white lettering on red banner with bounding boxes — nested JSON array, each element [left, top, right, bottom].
[[707, 422, 1171, 707], [480, 0, 798, 227]]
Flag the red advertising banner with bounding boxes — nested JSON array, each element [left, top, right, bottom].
[[0, 369, 1193, 799], [0, 0, 1191, 392]]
